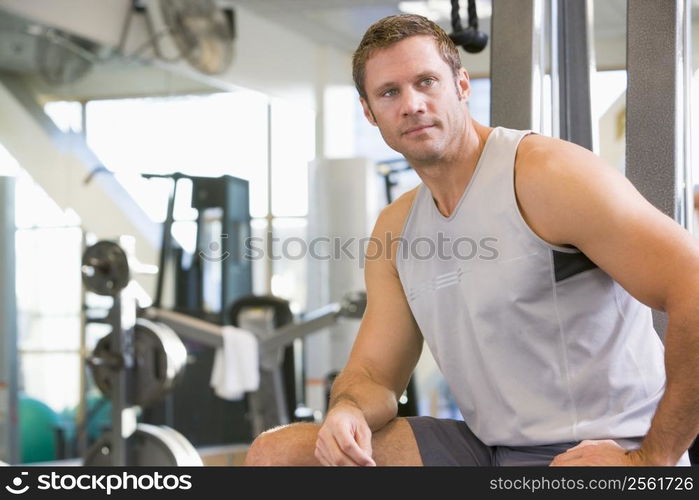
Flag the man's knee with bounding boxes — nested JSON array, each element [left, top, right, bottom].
[[243, 428, 277, 466], [244, 423, 320, 466]]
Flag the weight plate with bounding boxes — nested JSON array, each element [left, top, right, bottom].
[[155, 425, 204, 466], [84, 423, 201, 466], [81, 241, 130, 296], [90, 319, 187, 408]]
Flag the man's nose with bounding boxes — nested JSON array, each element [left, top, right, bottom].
[[400, 89, 426, 116]]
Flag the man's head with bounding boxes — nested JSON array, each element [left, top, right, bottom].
[[353, 15, 472, 166], [352, 14, 462, 100]]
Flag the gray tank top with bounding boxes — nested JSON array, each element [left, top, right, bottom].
[[396, 126, 666, 446]]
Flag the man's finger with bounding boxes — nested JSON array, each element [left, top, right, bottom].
[[550, 450, 584, 466], [315, 449, 330, 466], [327, 441, 363, 466], [355, 426, 376, 466], [336, 433, 375, 466], [550, 455, 584, 466], [318, 431, 365, 466], [565, 439, 617, 452], [564, 440, 597, 452]]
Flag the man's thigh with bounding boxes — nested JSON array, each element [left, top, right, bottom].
[[496, 437, 692, 466], [247, 418, 422, 465], [494, 442, 577, 466], [405, 416, 494, 465], [371, 418, 423, 465]]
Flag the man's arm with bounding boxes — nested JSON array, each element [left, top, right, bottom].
[[315, 190, 423, 465], [515, 135, 699, 466]]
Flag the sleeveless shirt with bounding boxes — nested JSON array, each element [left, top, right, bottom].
[[396, 126, 666, 446]]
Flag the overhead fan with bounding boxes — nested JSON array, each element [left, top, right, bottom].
[[158, 0, 234, 75]]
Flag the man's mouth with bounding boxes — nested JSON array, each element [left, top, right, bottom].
[[403, 124, 434, 136]]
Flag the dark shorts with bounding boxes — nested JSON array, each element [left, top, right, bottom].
[[406, 416, 653, 466]]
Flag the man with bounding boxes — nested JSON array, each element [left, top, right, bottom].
[[244, 14, 698, 466]]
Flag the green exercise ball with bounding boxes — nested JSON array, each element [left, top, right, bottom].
[[18, 394, 59, 463]]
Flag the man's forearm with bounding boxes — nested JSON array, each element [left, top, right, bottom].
[[637, 312, 699, 465], [328, 369, 399, 432]]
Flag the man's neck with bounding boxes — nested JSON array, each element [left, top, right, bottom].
[[412, 120, 493, 217]]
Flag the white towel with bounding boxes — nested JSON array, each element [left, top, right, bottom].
[[210, 325, 260, 401]]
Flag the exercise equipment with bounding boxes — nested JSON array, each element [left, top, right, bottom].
[[145, 289, 369, 437], [229, 295, 297, 431], [81, 240, 130, 296], [449, 0, 488, 54], [80, 240, 201, 466], [18, 394, 59, 463], [143, 173, 251, 321], [140, 173, 255, 447], [84, 423, 201, 466], [89, 319, 187, 408]]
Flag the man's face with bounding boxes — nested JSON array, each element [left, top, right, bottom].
[[360, 35, 471, 164]]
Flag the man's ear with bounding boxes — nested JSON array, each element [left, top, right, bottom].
[[457, 68, 471, 102], [360, 97, 378, 126]]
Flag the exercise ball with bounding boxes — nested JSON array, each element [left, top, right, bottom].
[[18, 394, 59, 463]]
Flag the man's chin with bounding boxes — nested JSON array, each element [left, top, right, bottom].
[[403, 148, 443, 165]]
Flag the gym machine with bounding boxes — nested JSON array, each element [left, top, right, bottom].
[[140, 173, 361, 443], [490, 0, 695, 464], [140, 173, 257, 445], [81, 238, 368, 456], [80, 241, 202, 466], [145, 291, 367, 437]]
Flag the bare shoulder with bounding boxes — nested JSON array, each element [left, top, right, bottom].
[[373, 185, 419, 239], [513, 134, 625, 247], [511, 134, 699, 313], [515, 133, 619, 200], [515, 133, 602, 176], [366, 186, 419, 271]]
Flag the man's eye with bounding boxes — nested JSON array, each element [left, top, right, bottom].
[[382, 89, 397, 97], [422, 78, 436, 86]]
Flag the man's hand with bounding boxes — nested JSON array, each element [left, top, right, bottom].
[[549, 439, 650, 466], [314, 402, 377, 466]]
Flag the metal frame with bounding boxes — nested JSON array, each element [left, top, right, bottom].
[[490, 0, 545, 130], [626, 0, 689, 222], [146, 300, 360, 436], [107, 287, 138, 466], [491, 0, 595, 144], [556, 0, 594, 150], [625, 0, 692, 336], [0, 176, 18, 464], [146, 303, 344, 352]]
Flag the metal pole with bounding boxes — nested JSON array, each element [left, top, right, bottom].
[[154, 178, 177, 309], [77, 230, 88, 457], [626, 0, 690, 336], [557, 0, 594, 150], [550, 0, 560, 138], [490, 0, 544, 131], [265, 102, 274, 295], [680, 0, 693, 234], [0, 176, 19, 464], [108, 287, 138, 466], [626, 0, 687, 220], [109, 296, 126, 466]]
